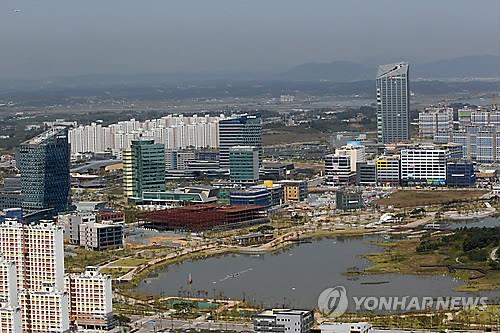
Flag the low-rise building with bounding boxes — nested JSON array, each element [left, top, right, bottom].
[[278, 180, 308, 202], [254, 309, 313, 333], [336, 189, 364, 211], [79, 222, 124, 251], [131, 186, 219, 208], [325, 155, 355, 186], [446, 160, 476, 187], [400, 147, 448, 185], [356, 162, 377, 186], [230, 188, 272, 208], [376, 155, 400, 185]]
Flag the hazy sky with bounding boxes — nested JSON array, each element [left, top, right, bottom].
[[1, 0, 498, 79]]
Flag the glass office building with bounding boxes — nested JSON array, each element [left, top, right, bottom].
[[218, 114, 262, 169], [123, 139, 166, 198], [376, 62, 410, 144], [18, 127, 71, 213]]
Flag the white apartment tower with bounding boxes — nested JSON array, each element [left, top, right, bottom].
[[418, 107, 454, 138], [0, 258, 21, 333], [0, 220, 112, 332], [66, 267, 114, 331]]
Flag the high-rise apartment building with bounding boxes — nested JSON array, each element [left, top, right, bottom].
[[18, 127, 71, 214], [229, 146, 260, 184], [66, 267, 113, 331], [0, 220, 69, 332], [123, 139, 166, 198], [218, 114, 262, 169], [376, 62, 410, 144], [0, 258, 21, 333], [68, 115, 220, 155], [418, 107, 454, 138], [0, 220, 113, 332]]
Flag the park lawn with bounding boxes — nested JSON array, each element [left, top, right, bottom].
[[364, 240, 448, 274], [376, 189, 487, 208], [100, 267, 133, 279], [113, 257, 150, 267]]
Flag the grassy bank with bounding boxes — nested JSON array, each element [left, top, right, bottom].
[[362, 227, 500, 291], [376, 189, 487, 208]]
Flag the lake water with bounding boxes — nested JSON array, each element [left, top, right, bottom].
[[446, 216, 500, 229], [136, 234, 499, 309]]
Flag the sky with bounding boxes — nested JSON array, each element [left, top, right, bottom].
[[0, 0, 498, 79]]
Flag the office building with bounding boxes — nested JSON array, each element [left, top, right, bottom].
[[132, 186, 219, 208], [254, 309, 313, 333], [123, 139, 166, 198], [218, 114, 262, 169], [324, 155, 355, 186], [260, 162, 294, 181], [60, 212, 96, 244], [18, 127, 71, 214], [230, 188, 272, 208], [376, 62, 410, 144], [446, 160, 476, 187], [335, 143, 366, 172], [418, 107, 454, 138], [356, 161, 377, 186], [278, 180, 308, 202], [400, 147, 448, 185], [66, 267, 114, 331], [229, 146, 260, 184], [261, 181, 284, 207], [336, 189, 364, 211], [79, 222, 124, 251], [0, 177, 21, 211], [376, 155, 400, 185]]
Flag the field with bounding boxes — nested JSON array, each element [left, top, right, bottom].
[[376, 189, 488, 208]]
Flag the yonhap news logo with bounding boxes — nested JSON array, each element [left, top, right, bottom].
[[318, 285, 488, 318], [317, 286, 349, 317]]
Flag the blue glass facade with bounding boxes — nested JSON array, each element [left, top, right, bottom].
[[230, 188, 272, 208], [446, 161, 476, 187], [18, 127, 71, 213]]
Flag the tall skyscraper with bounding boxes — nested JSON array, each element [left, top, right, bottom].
[[218, 114, 262, 169], [376, 62, 410, 144], [123, 139, 166, 198], [18, 127, 71, 214]]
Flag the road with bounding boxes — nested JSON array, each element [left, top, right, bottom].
[[131, 314, 253, 333]]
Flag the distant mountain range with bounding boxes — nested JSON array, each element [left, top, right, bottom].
[[279, 55, 500, 81]]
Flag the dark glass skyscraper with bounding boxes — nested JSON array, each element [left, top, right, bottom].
[[376, 62, 410, 144], [218, 114, 262, 169], [18, 127, 71, 213]]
